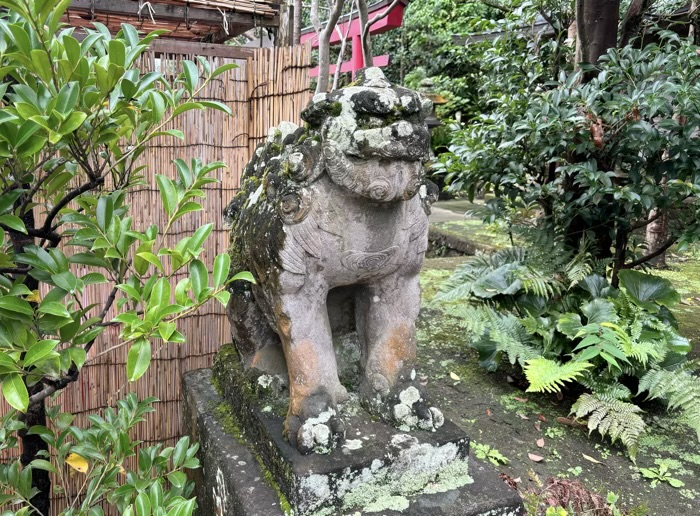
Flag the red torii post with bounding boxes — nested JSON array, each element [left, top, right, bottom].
[[300, 0, 406, 78]]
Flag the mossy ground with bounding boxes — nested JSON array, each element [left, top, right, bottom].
[[416, 222, 700, 515], [431, 219, 513, 252]]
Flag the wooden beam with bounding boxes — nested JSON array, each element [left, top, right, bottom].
[[149, 39, 257, 58], [452, 21, 554, 45], [69, 0, 279, 27]]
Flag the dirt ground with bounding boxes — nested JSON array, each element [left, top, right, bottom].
[[416, 206, 700, 515]]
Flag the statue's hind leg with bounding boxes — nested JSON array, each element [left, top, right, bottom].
[[227, 285, 287, 378]]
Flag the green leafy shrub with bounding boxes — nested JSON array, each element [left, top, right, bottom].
[[0, 0, 251, 512], [436, 31, 700, 282], [436, 245, 699, 458], [1, 395, 199, 515]]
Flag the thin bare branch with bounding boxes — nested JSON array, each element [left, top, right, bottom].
[[360, 0, 400, 67], [333, 0, 357, 89], [623, 236, 677, 269]]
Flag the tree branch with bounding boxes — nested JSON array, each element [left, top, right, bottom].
[[315, 0, 346, 93], [360, 0, 400, 67], [39, 176, 105, 235], [629, 210, 664, 231], [619, 0, 654, 47], [26, 283, 119, 405], [333, 0, 356, 89], [0, 267, 31, 274], [623, 236, 676, 269]]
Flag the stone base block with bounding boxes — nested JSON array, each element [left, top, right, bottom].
[[183, 367, 523, 515]]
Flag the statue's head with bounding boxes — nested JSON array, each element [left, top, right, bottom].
[[301, 67, 432, 202]]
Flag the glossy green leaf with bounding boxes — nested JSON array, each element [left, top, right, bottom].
[[2, 373, 29, 412], [0, 214, 27, 233], [23, 340, 60, 368], [156, 175, 177, 217], [135, 491, 151, 516], [618, 270, 680, 311], [189, 259, 207, 298], [212, 254, 230, 287], [182, 60, 199, 93], [230, 271, 255, 284], [96, 195, 114, 232], [126, 338, 151, 382]]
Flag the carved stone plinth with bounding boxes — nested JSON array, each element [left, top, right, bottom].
[[182, 364, 524, 516]]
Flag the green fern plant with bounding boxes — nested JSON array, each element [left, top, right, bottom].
[[638, 362, 700, 439], [524, 357, 593, 393], [436, 235, 699, 458], [571, 393, 646, 460]]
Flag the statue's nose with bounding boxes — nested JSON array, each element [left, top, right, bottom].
[[368, 178, 393, 201]]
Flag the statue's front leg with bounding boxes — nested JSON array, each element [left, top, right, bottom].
[[275, 277, 348, 453], [357, 272, 444, 431]]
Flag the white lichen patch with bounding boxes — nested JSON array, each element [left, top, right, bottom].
[[395, 120, 414, 137], [298, 408, 337, 454], [300, 473, 331, 501], [361, 67, 392, 88], [330, 438, 471, 515], [342, 439, 363, 451], [398, 386, 421, 406], [257, 374, 274, 388]]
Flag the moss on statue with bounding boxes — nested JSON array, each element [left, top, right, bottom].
[[213, 398, 293, 515]]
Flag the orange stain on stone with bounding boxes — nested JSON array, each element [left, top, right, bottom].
[[374, 323, 416, 385], [286, 338, 319, 415]]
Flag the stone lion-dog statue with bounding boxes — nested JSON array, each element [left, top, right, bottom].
[[224, 68, 442, 454]]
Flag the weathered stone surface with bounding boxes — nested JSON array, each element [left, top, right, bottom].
[[184, 367, 524, 516], [213, 349, 470, 513], [182, 368, 288, 516], [223, 67, 441, 451]]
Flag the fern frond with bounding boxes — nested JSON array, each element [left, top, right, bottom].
[[571, 393, 645, 458], [453, 306, 541, 366], [627, 341, 666, 367], [564, 248, 593, 288], [579, 376, 633, 400], [638, 363, 700, 438], [517, 265, 560, 298], [488, 312, 542, 366], [524, 358, 593, 394]]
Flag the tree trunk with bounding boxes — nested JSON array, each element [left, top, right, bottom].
[[293, 0, 302, 45], [576, 0, 620, 75], [11, 200, 50, 515], [19, 385, 50, 515], [645, 208, 669, 268], [619, 0, 652, 47], [278, 3, 293, 46], [317, 28, 333, 93], [690, 0, 699, 44], [357, 0, 372, 66]]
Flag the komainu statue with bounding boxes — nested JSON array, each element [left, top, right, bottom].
[[224, 68, 442, 454]]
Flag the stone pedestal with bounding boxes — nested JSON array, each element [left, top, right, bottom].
[[183, 364, 523, 515]]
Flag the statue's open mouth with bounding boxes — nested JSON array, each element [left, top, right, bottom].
[[323, 140, 423, 202]]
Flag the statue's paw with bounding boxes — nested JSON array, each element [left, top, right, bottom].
[[392, 388, 444, 432], [360, 376, 444, 432], [285, 391, 346, 454], [295, 411, 346, 455]]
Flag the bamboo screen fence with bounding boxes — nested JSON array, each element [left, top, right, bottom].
[[0, 42, 311, 515]]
